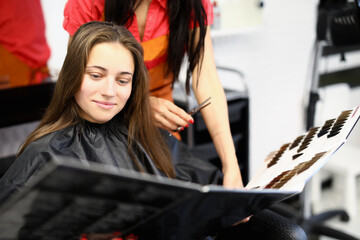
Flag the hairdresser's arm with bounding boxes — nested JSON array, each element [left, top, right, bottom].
[[191, 26, 244, 188]]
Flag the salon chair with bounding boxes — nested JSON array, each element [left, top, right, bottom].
[[0, 82, 56, 178]]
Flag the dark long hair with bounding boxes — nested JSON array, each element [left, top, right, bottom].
[[18, 21, 175, 177], [104, 0, 208, 93]]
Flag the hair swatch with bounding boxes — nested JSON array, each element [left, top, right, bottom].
[[317, 119, 336, 138], [294, 151, 326, 174], [292, 153, 303, 160], [289, 135, 305, 150], [297, 127, 319, 153], [265, 151, 327, 189], [267, 143, 291, 168], [328, 110, 352, 138]]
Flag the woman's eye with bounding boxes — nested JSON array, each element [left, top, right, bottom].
[[117, 79, 130, 85], [89, 73, 102, 80]]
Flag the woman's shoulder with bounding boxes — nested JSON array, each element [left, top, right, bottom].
[[27, 121, 127, 154], [22, 126, 76, 156]]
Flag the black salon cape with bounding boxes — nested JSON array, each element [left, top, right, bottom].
[[0, 118, 223, 205]]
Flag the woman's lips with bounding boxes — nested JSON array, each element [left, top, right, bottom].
[[94, 100, 116, 109]]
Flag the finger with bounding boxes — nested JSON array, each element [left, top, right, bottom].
[[165, 112, 190, 129], [170, 104, 194, 126], [232, 215, 252, 226], [149, 97, 193, 130], [241, 216, 251, 223], [152, 111, 178, 131], [166, 102, 194, 125], [155, 104, 191, 130], [150, 99, 178, 130]]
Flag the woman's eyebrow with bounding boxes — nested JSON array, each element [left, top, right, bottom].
[[86, 66, 133, 76], [119, 71, 133, 76], [86, 65, 107, 72]]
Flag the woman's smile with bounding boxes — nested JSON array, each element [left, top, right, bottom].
[[94, 100, 116, 109]]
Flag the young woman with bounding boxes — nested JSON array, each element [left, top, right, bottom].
[[63, 0, 244, 189], [0, 21, 222, 206]]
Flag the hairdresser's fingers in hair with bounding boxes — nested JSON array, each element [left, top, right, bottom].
[[150, 96, 193, 130]]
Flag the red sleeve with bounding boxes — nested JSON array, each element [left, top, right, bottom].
[[202, 0, 214, 26], [63, 0, 105, 36]]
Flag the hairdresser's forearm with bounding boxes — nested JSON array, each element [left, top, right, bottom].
[[193, 69, 242, 182], [192, 27, 243, 187]]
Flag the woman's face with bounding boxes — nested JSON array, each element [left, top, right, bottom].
[[75, 42, 134, 123]]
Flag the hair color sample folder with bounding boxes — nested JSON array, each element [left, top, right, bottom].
[[0, 105, 359, 240]]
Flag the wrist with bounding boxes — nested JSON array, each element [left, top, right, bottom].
[[220, 154, 239, 170], [222, 163, 240, 174]]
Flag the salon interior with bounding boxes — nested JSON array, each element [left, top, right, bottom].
[[1, 0, 360, 239]]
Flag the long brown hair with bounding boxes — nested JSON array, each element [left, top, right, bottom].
[[104, 0, 207, 93], [18, 21, 175, 177]]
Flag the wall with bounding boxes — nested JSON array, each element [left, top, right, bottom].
[[41, 0, 328, 179], [41, 0, 68, 78]]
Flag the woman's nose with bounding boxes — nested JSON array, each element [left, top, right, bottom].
[[101, 78, 116, 96]]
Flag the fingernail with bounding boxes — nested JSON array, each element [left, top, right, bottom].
[[185, 124, 189, 128], [189, 119, 194, 124], [180, 127, 184, 131]]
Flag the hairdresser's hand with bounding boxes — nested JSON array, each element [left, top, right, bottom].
[[223, 163, 251, 224], [222, 162, 244, 189], [150, 96, 194, 132]]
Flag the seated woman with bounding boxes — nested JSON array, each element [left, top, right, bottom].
[[0, 21, 173, 198], [0, 20, 223, 237], [0, 19, 223, 194], [0, 21, 306, 240]]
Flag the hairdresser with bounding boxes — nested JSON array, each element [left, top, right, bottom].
[[63, 0, 244, 188]]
